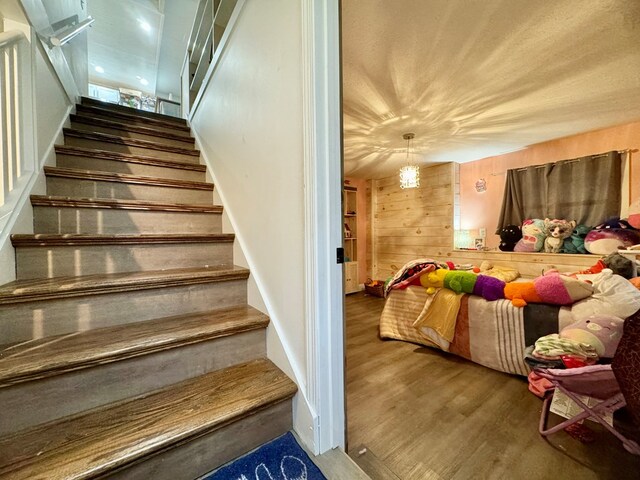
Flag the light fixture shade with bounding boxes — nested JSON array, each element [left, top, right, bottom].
[[399, 164, 420, 189]]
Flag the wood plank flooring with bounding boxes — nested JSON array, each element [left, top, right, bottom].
[[345, 293, 640, 480]]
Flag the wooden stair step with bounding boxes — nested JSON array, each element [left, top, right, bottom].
[[80, 96, 188, 126], [54, 145, 206, 171], [0, 265, 249, 305], [44, 166, 213, 191], [0, 359, 297, 480], [62, 128, 200, 163], [11, 233, 234, 247], [76, 103, 192, 132], [54, 145, 206, 182], [0, 305, 269, 387], [70, 113, 195, 145], [31, 195, 223, 235], [30, 195, 222, 213], [12, 233, 236, 279]]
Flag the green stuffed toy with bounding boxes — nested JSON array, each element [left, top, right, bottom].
[[443, 271, 477, 294], [562, 224, 592, 254]]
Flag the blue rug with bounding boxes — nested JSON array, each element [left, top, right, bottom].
[[203, 432, 327, 480]]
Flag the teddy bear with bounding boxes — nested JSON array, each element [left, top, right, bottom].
[[514, 219, 546, 252], [543, 218, 576, 253], [560, 314, 625, 358], [498, 225, 522, 251]]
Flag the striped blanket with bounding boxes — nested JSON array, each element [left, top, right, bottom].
[[379, 286, 575, 376]]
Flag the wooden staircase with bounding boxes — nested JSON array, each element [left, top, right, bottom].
[[0, 98, 297, 479]]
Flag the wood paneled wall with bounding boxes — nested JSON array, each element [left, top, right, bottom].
[[373, 163, 455, 279], [372, 162, 603, 280]]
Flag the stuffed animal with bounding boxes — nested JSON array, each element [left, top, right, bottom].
[[443, 271, 477, 294], [498, 225, 522, 252], [514, 219, 546, 252], [543, 218, 576, 253], [561, 224, 592, 254], [584, 217, 640, 255], [560, 314, 625, 358], [472, 275, 506, 301], [504, 272, 593, 307], [419, 269, 449, 294], [603, 253, 635, 279]]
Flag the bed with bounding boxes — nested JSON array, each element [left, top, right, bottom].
[[378, 258, 640, 376], [379, 285, 576, 376]]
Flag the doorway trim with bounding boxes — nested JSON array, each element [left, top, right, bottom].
[[302, 0, 344, 455]]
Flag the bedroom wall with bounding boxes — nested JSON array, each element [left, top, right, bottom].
[[372, 163, 455, 280], [460, 120, 640, 249]]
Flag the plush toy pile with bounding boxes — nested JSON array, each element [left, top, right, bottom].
[[419, 267, 593, 307], [507, 216, 640, 255]]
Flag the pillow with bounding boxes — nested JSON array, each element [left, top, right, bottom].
[[560, 314, 625, 357], [570, 269, 640, 321]]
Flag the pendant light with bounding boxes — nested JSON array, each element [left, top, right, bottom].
[[399, 132, 419, 189]]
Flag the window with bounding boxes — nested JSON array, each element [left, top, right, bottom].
[[496, 151, 622, 232]]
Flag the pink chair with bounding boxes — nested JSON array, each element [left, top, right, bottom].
[[535, 310, 640, 455]]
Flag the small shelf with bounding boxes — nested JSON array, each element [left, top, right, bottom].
[[344, 185, 359, 294]]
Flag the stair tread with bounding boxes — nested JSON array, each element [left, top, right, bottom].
[[0, 265, 249, 305], [0, 306, 269, 387], [44, 166, 213, 190], [31, 195, 223, 212], [80, 97, 188, 126], [71, 113, 195, 143], [11, 233, 234, 247], [63, 128, 200, 157], [76, 103, 192, 132], [0, 358, 296, 480], [55, 145, 206, 171]]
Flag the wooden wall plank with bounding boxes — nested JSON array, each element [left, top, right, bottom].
[[371, 161, 600, 281]]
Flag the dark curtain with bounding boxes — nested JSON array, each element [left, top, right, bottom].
[[496, 151, 621, 233]]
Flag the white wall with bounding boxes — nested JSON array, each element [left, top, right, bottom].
[[190, 0, 314, 447], [0, 13, 72, 285]]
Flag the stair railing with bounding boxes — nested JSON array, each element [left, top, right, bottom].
[[0, 29, 35, 233], [181, 0, 241, 117]]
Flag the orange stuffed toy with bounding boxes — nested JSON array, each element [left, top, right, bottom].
[[504, 282, 543, 308]]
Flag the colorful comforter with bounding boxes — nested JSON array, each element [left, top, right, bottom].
[[379, 285, 575, 376]]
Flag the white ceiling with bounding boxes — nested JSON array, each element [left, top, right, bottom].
[[342, 0, 640, 179], [87, 0, 198, 99]]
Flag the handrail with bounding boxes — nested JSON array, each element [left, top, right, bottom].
[[49, 16, 95, 47], [0, 30, 26, 49], [0, 30, 35, 217]]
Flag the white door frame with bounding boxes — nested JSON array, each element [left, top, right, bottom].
[[302, 0, 345, 455]]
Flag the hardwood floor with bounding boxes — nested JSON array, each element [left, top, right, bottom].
[[345, 292, 640, 480]]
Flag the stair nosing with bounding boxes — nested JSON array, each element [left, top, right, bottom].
[[80, 97, 188, 126], [70, 113, 195, 144], [0, 266, 249, 305], [44, 166, 214, 191], [11, 233, 235, 247], [30, 195, 223, 213], [63, 128, 200, 157], [0, 307, 269, 388], [55, 145, 206, 172], [0, 359, 296, 480]]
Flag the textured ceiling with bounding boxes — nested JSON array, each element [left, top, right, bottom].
[[87, 0, 198, 98], [342, 0, 640, 179]]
